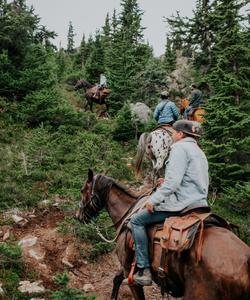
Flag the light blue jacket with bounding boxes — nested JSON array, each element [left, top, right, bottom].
[[154, 100, 179, 124], [150, 137, 209, 211]]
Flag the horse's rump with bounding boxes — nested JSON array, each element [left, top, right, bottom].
[[123, 211, 250, 298], [135, 128, 173, 177]]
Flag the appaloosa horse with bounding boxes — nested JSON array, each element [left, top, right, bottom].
[[74, 79, 110, 112], [135, 126, 173, 181], [75, 170, 250, 300]]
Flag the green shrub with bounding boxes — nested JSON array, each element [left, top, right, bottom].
[[0, 242, 28, 299], [64, 72, 85, 85], [91, 120, 114, 136], [222, 182, 250, 216], [210, 185, 250, 245], [19, 88, 84, 128], [113, 103, 137, 141], [51, 272, 95, 300]]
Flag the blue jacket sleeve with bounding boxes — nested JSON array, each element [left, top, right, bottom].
[[150, 145, 188, 206], [153, 105, 160, 121], [171, 103, 179, 120]]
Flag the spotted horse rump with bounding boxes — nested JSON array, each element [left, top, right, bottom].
[[135, 126, 174, 181]]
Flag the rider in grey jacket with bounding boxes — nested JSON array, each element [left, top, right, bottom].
[[126, 120, 209, 286]]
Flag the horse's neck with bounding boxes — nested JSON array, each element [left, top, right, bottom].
[[82, 80, 93, 89], [106, 185, 136, 227]]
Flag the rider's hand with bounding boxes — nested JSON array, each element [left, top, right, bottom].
[[157, 177, 164, 187], [145, 201, 154, 213]]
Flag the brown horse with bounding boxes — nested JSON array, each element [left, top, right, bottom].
[[74, 79, 110, 112], [180, 98, 205, 123], [75, 170, 250, 300]]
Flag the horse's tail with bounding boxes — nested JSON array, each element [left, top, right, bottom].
[[135, 133, 150, 175]]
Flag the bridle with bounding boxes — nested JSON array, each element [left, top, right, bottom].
[[79, 175, 106, 222], [79, 175, 154, 243]]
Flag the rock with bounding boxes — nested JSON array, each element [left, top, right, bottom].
[[62, 257, 74, 268], [29, 214, 37, 218], [18, 236, 38, 248], [38, 199, 51, 209], [12, 214, 28, 226], [28, 247, 46, 261], [3, 229, 10, 241], [30, 298, 45, 300], [12, 214, 24, 223], [18, 281, 45, 295], [82, 283, 95, 293], [130, 102, 152, 124], [167, 50, 194, 95]]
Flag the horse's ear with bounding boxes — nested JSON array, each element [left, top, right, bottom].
[[87, 169, 94, 182]]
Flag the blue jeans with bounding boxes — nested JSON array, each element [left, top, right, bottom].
[[184, 106, 192, 119], [130, 209, 178, 268]]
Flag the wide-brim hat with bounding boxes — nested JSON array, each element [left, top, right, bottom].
[[173, 120, 202, 137]]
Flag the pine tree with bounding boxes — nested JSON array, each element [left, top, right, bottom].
[[84, 32, 105, 84], [188, 0, 214, 73], [202, 0, 250, 189], [73, 34, 88, 70], [134, 57, 168, 106], [164, 12, 190, 56], [67, 21, 75, 53], [0, 0, 57, 99], [105, 0, 150, 113], [164, 36, 176, 73]]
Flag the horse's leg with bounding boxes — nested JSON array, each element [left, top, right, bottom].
[[110, 269, 124, 300], [129, 285, 145, 300], [105, 101, 109, 111], [84, 100, 89, 111], [89, 100, 93, 112]]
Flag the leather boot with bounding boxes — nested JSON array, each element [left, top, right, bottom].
[[133, 268, 152, 286]]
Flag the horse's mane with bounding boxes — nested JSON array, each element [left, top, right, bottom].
[[97, 175, 139, 200]]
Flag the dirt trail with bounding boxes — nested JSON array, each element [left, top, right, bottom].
[[4, 207, 174, 300]]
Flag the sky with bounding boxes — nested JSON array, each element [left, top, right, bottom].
[[25, 0, 196, 56]]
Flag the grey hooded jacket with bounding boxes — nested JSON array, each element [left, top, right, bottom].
[[150, 137, 209, 211]]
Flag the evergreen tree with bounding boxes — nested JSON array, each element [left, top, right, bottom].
[[67, 21, 75, 53], [105, 0, 150, 113], [202, 0, 250, 189], [102, 13, 111, 45], [188, 0, 214, 73], [73, 34, 88, 70], [0, 0, 56, 99], [56, 48, 67, 81], [164, 12, 190, 56], [101, 13, 112, 68], [84, 32, 105, 84], [164, 36, 177, 73], [134, 57, 168, 106]]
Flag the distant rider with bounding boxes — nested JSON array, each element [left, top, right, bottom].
[[184, 84, 203, 119]]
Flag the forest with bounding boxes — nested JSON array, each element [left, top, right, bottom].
[[0, 0, 249, 299]]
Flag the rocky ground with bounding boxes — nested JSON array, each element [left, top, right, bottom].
[[0, 205, 179, 300]]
